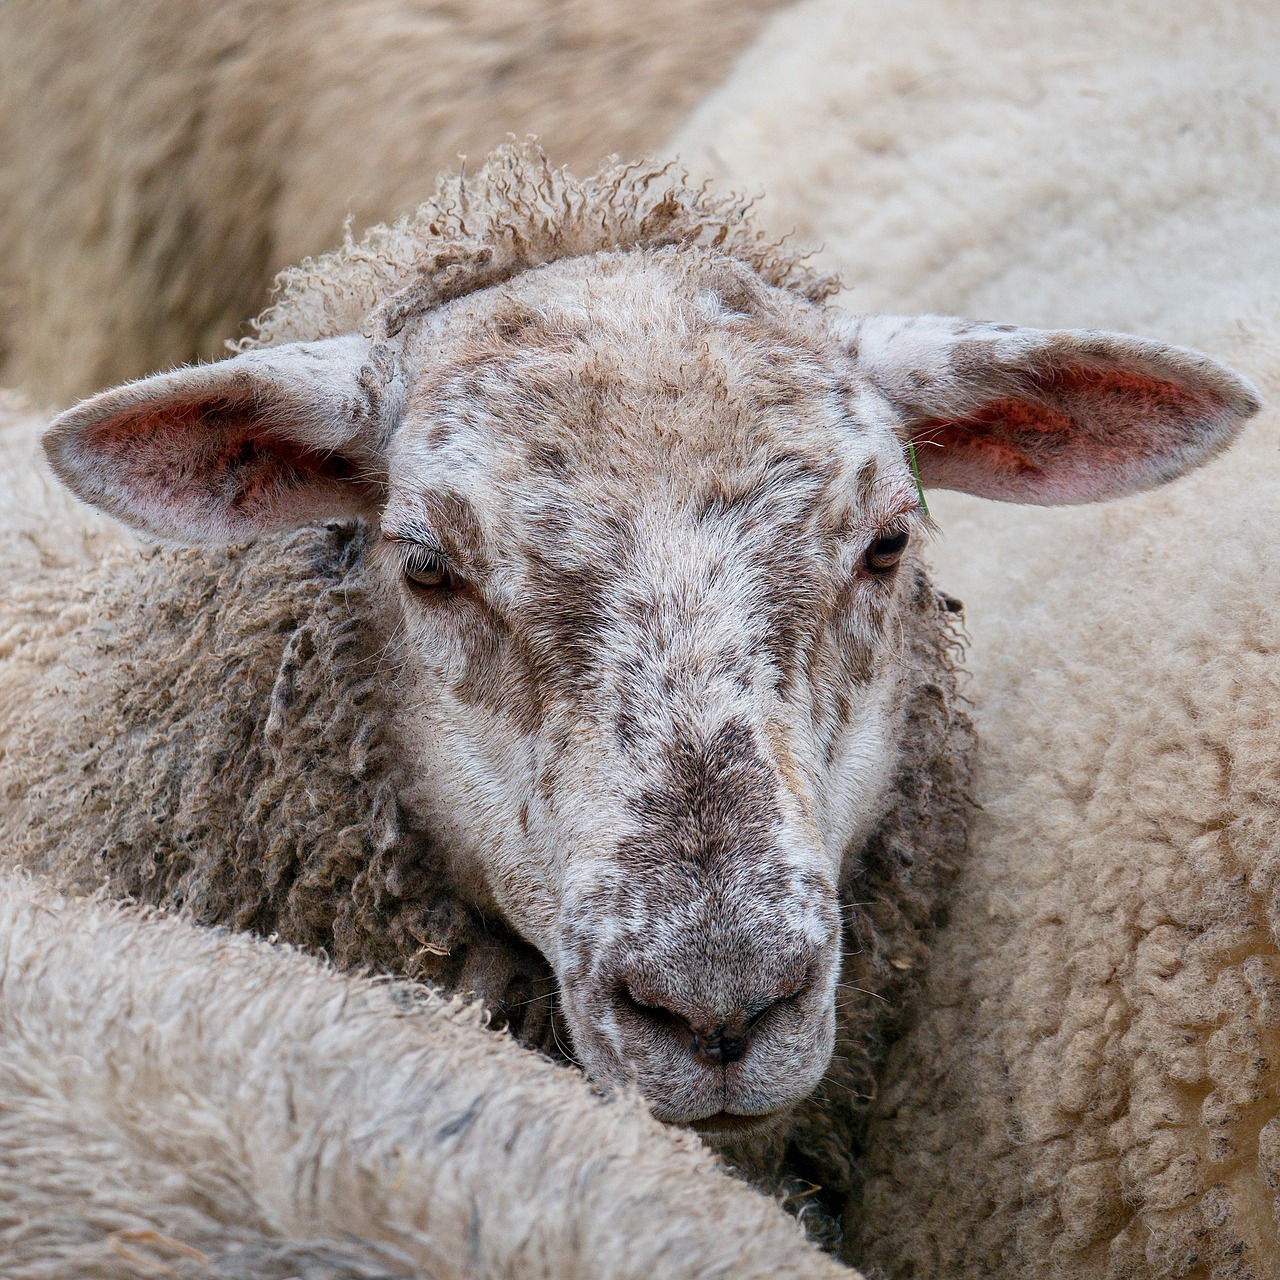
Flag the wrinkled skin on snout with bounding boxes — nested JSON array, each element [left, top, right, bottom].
[[45, 247, 1259, 1131]]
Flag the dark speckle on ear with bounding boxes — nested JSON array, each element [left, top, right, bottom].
[[948, 338, 1002, 380]]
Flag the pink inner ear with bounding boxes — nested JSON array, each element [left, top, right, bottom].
[[223, 434, 361, 515], [83, 394, 364, 531], [1034, 362, 1225, 429], [914, 395, 1074, 481], [909, 363, 1227, 503]]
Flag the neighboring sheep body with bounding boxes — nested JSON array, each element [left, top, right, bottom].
[[0, 0, 790, 403], [0, 870, 857, 1280], [856, 417, 1280, 1280], [675, 1, 1280, 1275], [672, 0, 1279, 355]]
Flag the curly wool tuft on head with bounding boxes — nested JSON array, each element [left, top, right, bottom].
[[238, 141, 839, 352]]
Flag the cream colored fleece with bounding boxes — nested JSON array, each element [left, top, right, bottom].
[[0, 0, 790, 404], [0, 870, 857, 1279], [674, 1, 1280, 1276], [0, 389, 133, 578]]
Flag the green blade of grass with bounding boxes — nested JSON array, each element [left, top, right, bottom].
[[907, 441, 930, 515]]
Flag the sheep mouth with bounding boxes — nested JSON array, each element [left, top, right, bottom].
[[686, 1110, 779, 1136]]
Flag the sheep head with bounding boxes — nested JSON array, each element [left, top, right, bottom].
[[45, 241, 1258, 1133]]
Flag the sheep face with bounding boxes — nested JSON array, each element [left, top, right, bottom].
[[377, 252, 924, 1125], [45, 243, 1258, 1131]]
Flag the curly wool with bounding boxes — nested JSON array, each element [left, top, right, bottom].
[[675, 0, 1280, 1274], [0, 526, 557, 1046], [241, 142, 837, 352]]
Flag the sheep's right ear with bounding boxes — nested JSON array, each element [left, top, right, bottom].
[[43, 335, 404, 542]]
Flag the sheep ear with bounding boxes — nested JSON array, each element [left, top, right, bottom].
[[848, 315, 1261, 503], [43, 335, 403, 542]]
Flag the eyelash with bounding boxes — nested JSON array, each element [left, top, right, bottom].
[[401, 547, 458, 592], [391, 516, 909, 602], [862, 522, 910, 575]]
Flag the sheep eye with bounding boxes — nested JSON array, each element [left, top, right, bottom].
[[864, 526, 910, 575], [403, 550, 452, 591]]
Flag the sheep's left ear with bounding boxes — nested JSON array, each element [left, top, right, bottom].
[[847, 315, 1261, 503], [44, 335, 404, 542]]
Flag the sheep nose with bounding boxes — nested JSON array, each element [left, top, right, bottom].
[[614, 978, 809, 1067], [688, 1016, 756, 1067]]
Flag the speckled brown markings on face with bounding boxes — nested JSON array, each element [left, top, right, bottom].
[[528, 443, 569, 477], [520, 545, 619, 700], [617, 718, 782, 877], [395, 255, 921, 737], [379, 246, 934, 1152], [417, 489, 489, 570], [854, 458, 879, 511]]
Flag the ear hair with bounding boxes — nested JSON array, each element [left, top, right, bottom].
[[44, 335, 403, 543]]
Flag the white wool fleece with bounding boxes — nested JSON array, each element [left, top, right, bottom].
[[0, 0, 791, 405], [0, 871, 857, 1280], [0, 389, 133, 579]]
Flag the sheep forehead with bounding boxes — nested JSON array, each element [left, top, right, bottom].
[[387, 250, 908, 564]]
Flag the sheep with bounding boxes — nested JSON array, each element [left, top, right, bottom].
[[672, 0, 1280, 1274], [1, 144, 1256, 1238], [0, 869, 858, 1280], [0, 0, 792, 406]]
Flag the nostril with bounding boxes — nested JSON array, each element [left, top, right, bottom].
[[692, 1024, 749, 1066], [614, 982, 694, 1040], [612, 969, 817, 1068]]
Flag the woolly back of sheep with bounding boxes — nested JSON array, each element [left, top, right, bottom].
[[0, 870, 858, 1280], [674, 0, 1280, 1274], [0, 0, 797, 402]]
